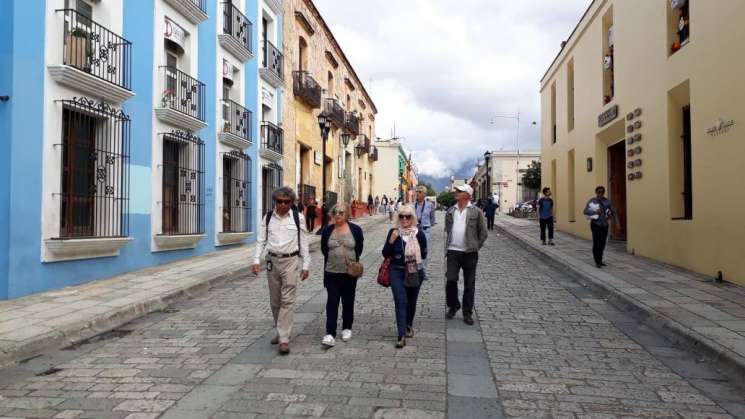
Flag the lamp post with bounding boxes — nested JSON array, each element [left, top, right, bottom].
[[340, 133, 350, 204], [484, 150, 492, 202], [490, 114, 537, 208], [318, 113, 331, 229]]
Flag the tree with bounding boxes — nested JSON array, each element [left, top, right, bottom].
[[419, 182, 437, 196], [436, 191, 457, 208], [521, 160, 542, 192]]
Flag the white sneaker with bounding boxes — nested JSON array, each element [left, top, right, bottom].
[[341, 329, 352, 342], [321, 334, 335, 347]]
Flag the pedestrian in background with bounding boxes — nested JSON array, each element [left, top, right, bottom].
[[583, 186, 618, 268], [387, 200, 396, 223], [382, 204, 427, 348], [537, 187, 555, 245], [484, 198, 497, 231], [252, 187, 310, 355], [414, 186, 436, 277], [374, 196, 380, 215], [367, 194, 374, 216], [444, 184, 488, 325], [319, 203, 364, 348], [305, 199, 317, 233]]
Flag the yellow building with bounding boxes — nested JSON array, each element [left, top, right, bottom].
[[540, 0, 745, 285], [282, 0, 378, 210]]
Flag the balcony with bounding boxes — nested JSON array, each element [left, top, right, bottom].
[[48, 9, 134, 104], [356, 134, 370, 156], [155, 66, 207, 131], [260, 39, 284, 88], [324, 98, 345, 128], [292, 71, 322, 109], [163, 0, 208, 24], [219, 99, 252, 149], [369, 146, 379, 161], [219, 2, 253, 62], [344, 111, 360, 136], [260, 121, 284, 161]]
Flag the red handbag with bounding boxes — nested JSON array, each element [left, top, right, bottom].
[[377, 257, 392, 287]]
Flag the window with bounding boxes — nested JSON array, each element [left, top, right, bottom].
[[298, 37, 308, 72], [550, 82, 557, 143], [222, 78, 232, 122], [669, 0, 690, 54], [222, 152, 252, 233], [262, 163, 283, 213], [165, 49, 179, 94], [58, 97, 131, 239], [681, 106, 692, 218], [567, 59, 575, 131], [161, 131, 205, 235], [602, 8, 614, 104], [668, 80, 692, 219], [567, 149, 576, 222], [327, 72, 334, 97]]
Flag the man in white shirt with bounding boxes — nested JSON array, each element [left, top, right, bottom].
[[443, 184, 488, 325], [252, 187, 310, 354]]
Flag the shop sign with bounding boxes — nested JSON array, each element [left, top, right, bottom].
[[706, 118, 735, 136], [598, 104, 619, 127], [164, 18, 186, 51]]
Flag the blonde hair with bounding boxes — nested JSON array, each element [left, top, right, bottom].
[[396, 204, 418, 227], [329, 203, 351, 220]]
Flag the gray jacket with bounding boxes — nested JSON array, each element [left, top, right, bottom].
[[444, 205, 488, 253]]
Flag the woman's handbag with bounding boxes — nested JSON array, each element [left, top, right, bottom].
[[377, 257, 392, 287], [345, 257, 364, 278]]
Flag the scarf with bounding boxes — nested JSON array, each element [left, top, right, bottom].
[[399, 226, 422, 265]]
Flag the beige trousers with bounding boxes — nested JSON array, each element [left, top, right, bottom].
[[267, 255, 300, 344]]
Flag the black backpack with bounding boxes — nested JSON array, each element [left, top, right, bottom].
[[265, 209, 301, 253]]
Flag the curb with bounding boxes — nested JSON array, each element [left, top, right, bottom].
[[496, 223, 745, 382], [0, 216, 387, 369]]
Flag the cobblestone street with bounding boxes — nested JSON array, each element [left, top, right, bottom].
[[1, 219, 743, 419]]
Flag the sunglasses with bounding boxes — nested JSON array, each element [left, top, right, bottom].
[[275, 199, 292, 205], [332, 210, 346, 216], [398, 214, 413, 220]]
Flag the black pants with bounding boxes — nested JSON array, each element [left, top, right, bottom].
[[306, 216, 316, 232], [540, 217, 554, 242], [324, 272, 358, 337], [486, 215, 495, 230], [445, 250, 479, 315], [590, 223, 609, 264]]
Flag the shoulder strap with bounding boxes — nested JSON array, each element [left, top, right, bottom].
[[265, 211, 273, 239], [292, 209, 301, 253]]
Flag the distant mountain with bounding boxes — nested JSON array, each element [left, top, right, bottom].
[[419, 158, 480, 194]]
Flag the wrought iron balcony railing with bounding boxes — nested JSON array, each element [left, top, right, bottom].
[[160, 66, 206, 122], [344, 112, 360, 136], [222, 99, 252, 141], [369, 146, 379, 161], [357, 134, 371, 155], [261, 121, 284, 155], [292, 71, 322, 108], [324, 98, 345, 128], [262, 39, 284, 81], [58, 9, 132, 90], [222, 2, 252, 55]]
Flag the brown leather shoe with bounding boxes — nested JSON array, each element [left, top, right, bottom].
[[270, 335, 279, 345], [278, 343, 290, 355]]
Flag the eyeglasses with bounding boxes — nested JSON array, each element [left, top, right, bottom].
[[398, 214, 413, 220], [275, 199, 292, 205], [332, 210, 346, 216]]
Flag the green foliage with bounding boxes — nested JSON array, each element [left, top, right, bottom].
[[521, 160, 542, 192], [436, 191, 457, 208]]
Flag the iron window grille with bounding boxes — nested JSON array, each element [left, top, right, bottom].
[[262, 39, 284, 80], [262, 163, 284, 213], [223, 2, 253, 55], [160, 66, 206, 122], [261, 121, 283, 155], [160, 130, 205, 235], [58, 8, 132, 91], [222, 99, 252, 141], [298, 184, 316, 207], [222, 151, 252, 233], [55, 97, 131, 239]]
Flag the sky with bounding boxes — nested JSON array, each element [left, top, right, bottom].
[[313, 0, 592, 179]]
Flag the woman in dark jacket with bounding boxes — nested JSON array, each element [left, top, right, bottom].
[[320, 203, 364, 348], [382, 204, 427, 348]]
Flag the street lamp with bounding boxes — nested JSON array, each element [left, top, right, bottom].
[[490, 113, 537, 208], [341, 133, 350, 147], [484, 150, 492, 201], [318, 113, 331, 229]]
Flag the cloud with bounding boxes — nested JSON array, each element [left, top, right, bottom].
[[314, 0, 591, 178]]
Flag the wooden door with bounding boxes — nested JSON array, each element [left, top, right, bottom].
[[608, 141, 627, 240]]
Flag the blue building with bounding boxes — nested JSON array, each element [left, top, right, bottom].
[[0, 0, 271, 299]]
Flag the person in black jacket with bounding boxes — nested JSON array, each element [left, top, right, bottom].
[[382, 204, 427, 348], [320, 203, 364, 348]]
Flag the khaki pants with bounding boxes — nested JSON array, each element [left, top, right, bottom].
[[267, 255, 300, 344]]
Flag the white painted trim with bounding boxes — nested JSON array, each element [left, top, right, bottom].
[[155, 107, 208, 131], [163, 0, 208, 24], [259, 68, 284, 89], [43, 237, 133, 263], [153, 234, 205, 252], [218, 34, 254, 63], [216, 232, 253, 246], [47, 65, 135, 105], [260, 147, 283, 161], [218, 131, 252, 149], [265, 0, 283, 16]]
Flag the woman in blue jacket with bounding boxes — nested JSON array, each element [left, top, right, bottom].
[[320, 203, 364, 348], [382, 204, 427, 348]]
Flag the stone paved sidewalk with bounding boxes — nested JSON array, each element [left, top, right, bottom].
[[495, 215, 745, 379], [0, 215, 387, 368]]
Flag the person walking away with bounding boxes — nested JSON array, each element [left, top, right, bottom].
[[537, 187, 555, 245], [252, 187, 310, 354], [387, 201, 395, 223], [374, 196, 380, 215], [319, 204, 364, 348], [305, 199, 317, 233], [484, 199, 497, 231], [444, 184, 488, 325], [583, 186, 618, 268], [414, 186, 436, 278], [367, 194, 374, 216], [382, 204, 427, 348]]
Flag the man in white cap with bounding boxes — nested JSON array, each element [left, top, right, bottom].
[[444, 184, 488, 325]]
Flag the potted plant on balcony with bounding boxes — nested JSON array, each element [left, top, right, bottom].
[[161, 89, 176, 108], [223, 121, 231, 133], [65, 27, 91, 70]]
